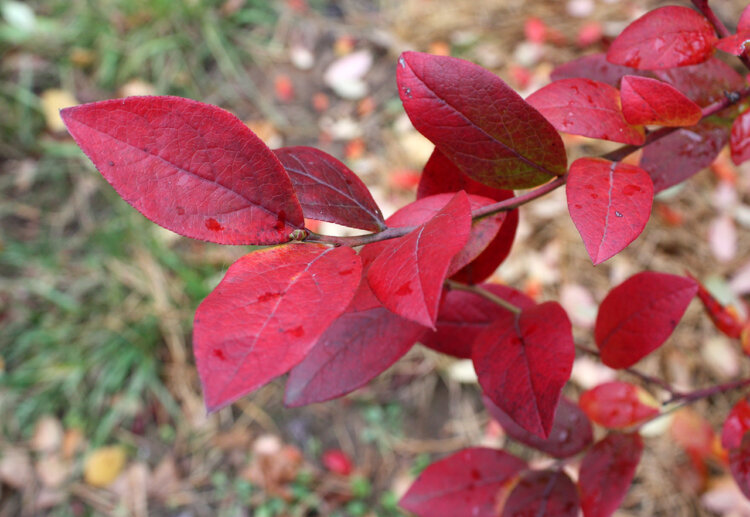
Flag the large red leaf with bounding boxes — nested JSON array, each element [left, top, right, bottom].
[[654, 58, 745, 107], [606, 6, 717, 70], [730, 434, 750, 500], [639, 120, 729, 192], [620, 76, 702, 127], [578, 432, 643, 517], [366, 192, 472, 327], [501, 469, 580, 517], [397, 51, 567, 189], [550, 53, 645, 88], [193, 244, 361, 411], [418, 149, 519, 284], [594, 272, 697, 369], [472, 302, 575, 438], [61, 96, 303, 245], [566, 158, 654, 265], [731, 108, 750, 166], [526, 79, 645, 145], [399, 447, 527, 517], [484, 396, 593, 459], [273, 146, 385, 232], [422, 284, 535, 359], [284, 280, 425, 406], [722, 398, 750, 450], [579, 381, 660, 429]]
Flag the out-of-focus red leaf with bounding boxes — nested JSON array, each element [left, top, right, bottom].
[[723, 399, 750, 450], [399, 447, 526, 517], [484, 396, 593, 459], [579, 381, 660, 429], [729, 434, 750, 499], [60, 96, 304, 245], [731, 108, 750, 166], [639, 120, 729, 192], [578, 432, 643, 517], [473, 302, 575, 438], [671, 408, 716, 460], [417, 149, 519, 284], [397, 51, 567, 189], [526, 78, 645, 145], [654, 58, 745, 107], [550, 53, 644, 88], [620, 76, 702, 127], [595, 272, 697, 369], [690, 273, 745, 338], [501, 469, 580, 517], [322, 449, 353, 476], [606, 6, 717, 69], [422, 284, 534, 358], [715, 33, 750, 56], [566, 157, 653, 265], [193, 244, 361, 411], [273, 146, 385, 231], [366, 192, 472, 327], [524, 17, 548, 44]]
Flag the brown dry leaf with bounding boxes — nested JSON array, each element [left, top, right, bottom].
[[31, 416, 63, 453], [84, 446, 127, 487], [34, 487, 66, 511], [243, 436, 302, 497], [36, 454, 70, 488], [111, 462, 149, 517], [0, 447, 33, 489], [148, 455, 180, 503], [40, 89, 78, 132]]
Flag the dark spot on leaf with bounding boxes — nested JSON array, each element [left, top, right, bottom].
[[205, 218, 224, 231], [590, 193, 598, 199], [622, 184, 643, 196], [574, 204, 582, 209], [275, 210, 287, 232], [670, 319, 677, 328], [339, 268, 354, 276], [288, 325, 305, 337], [615, 211, 623, 217], [404, 87, 412, 98], [470, 468, 481, 481], [396, 283, 413, 296], [212, 348, 226, 360], [176, 206, 185, 215], [257, 291, 281, 303], [108, 160, 115, 166]]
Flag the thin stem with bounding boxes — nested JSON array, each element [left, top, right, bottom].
[[472, 174, 567, 219], [666, 376, 750, 405], [692, 0, 750, 70], [444, 279, 522, 315]]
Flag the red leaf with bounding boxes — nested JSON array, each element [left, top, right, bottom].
[[484, 396, 593, 459], [639, 120, 729, 192], [606, 6, 717, 69], [273, 146, 386, 232], [731, 108, 750, 166], [671, 408, 716, 460], [578, 432, 643, 517], [61, 96, 303, 245], [566, 158, 654, 265], [501, 469, 580, 517], [422, 284, 534, 359], [654, 58, 745, 107], [366, 192, 472, 327], [418, 149, 519, 284], [594, 272, 697, 369], [399, 447, 526, 517], [620, 76, 702, 127], [397, 51, 567, 189], [322, 449, 353, 476], [526, 78, 645, 145], [472, 302, 575, 438], [690, 273, 745, 338], [715, 32, 750, 56], [730, 433, 750, 500], [193, 244, 361, 411], [579, 381, 660, 429], [550, 53, 644, 88], [723, 399, 750, 450]]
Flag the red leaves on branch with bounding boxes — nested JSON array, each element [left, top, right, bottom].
[[501, 469, 580, 517], [654, 58, 745, 107], [550, 53, 642, 88], [566, 158, 653, 265], [397, 51, 567, 189], [730, 434, 750, 500], [594, 272, 697, 368], [61, 96, 304, 245], [722, 398, 750, 450], [273, 146, 385, 231], [607, 6, 717, 69], [526, 78, 644, 145], [715, 7, 750, 56], [578, 432, 643, 517], [399, 448, 526, 517], [620, 76, 702, 127], [193, 245, 361, 411], [473, 302, 575, 438], [579, 381, 659, 429]]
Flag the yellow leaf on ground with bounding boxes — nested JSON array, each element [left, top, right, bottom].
[[84, 446, 127, 487], [40, 89, 78, 132]]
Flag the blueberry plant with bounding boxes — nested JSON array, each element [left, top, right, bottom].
[[61, 1, 750, 515]]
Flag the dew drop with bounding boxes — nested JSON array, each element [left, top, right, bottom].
[[399, 56, 406, 68], [615, 211, 623, 217], [404, 87, 412, 98]]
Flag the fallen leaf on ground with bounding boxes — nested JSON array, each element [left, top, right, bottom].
[[84, 446, 127, 487]]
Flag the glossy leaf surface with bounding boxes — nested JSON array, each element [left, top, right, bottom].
[[400, 447, 526, 517], [473, 302, 575, 438], [193, 244, 361, 411], [397, 51, 566, 189], [729, 433, 750, 500], [620, 75, 702, 127], [367, 192, 472, 327], [526, 78, 644, 145], [501, 469, 580, 517], [595, 272, 697, 368], [274, 146, 385, 231], [61, 96, 303, 245], [579, 432, 643, 517], [731, 108, 750, 166], [422, 284, 534, 358], [550, 53, 643, 87], [566, 158, 653, 265], [606, 6, 717, 69], [723, 399, 750, 450], [579, 381, 659, 429], [484, 396, 593, 459]]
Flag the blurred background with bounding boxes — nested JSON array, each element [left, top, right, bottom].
[[3, 0, 750, 515]]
